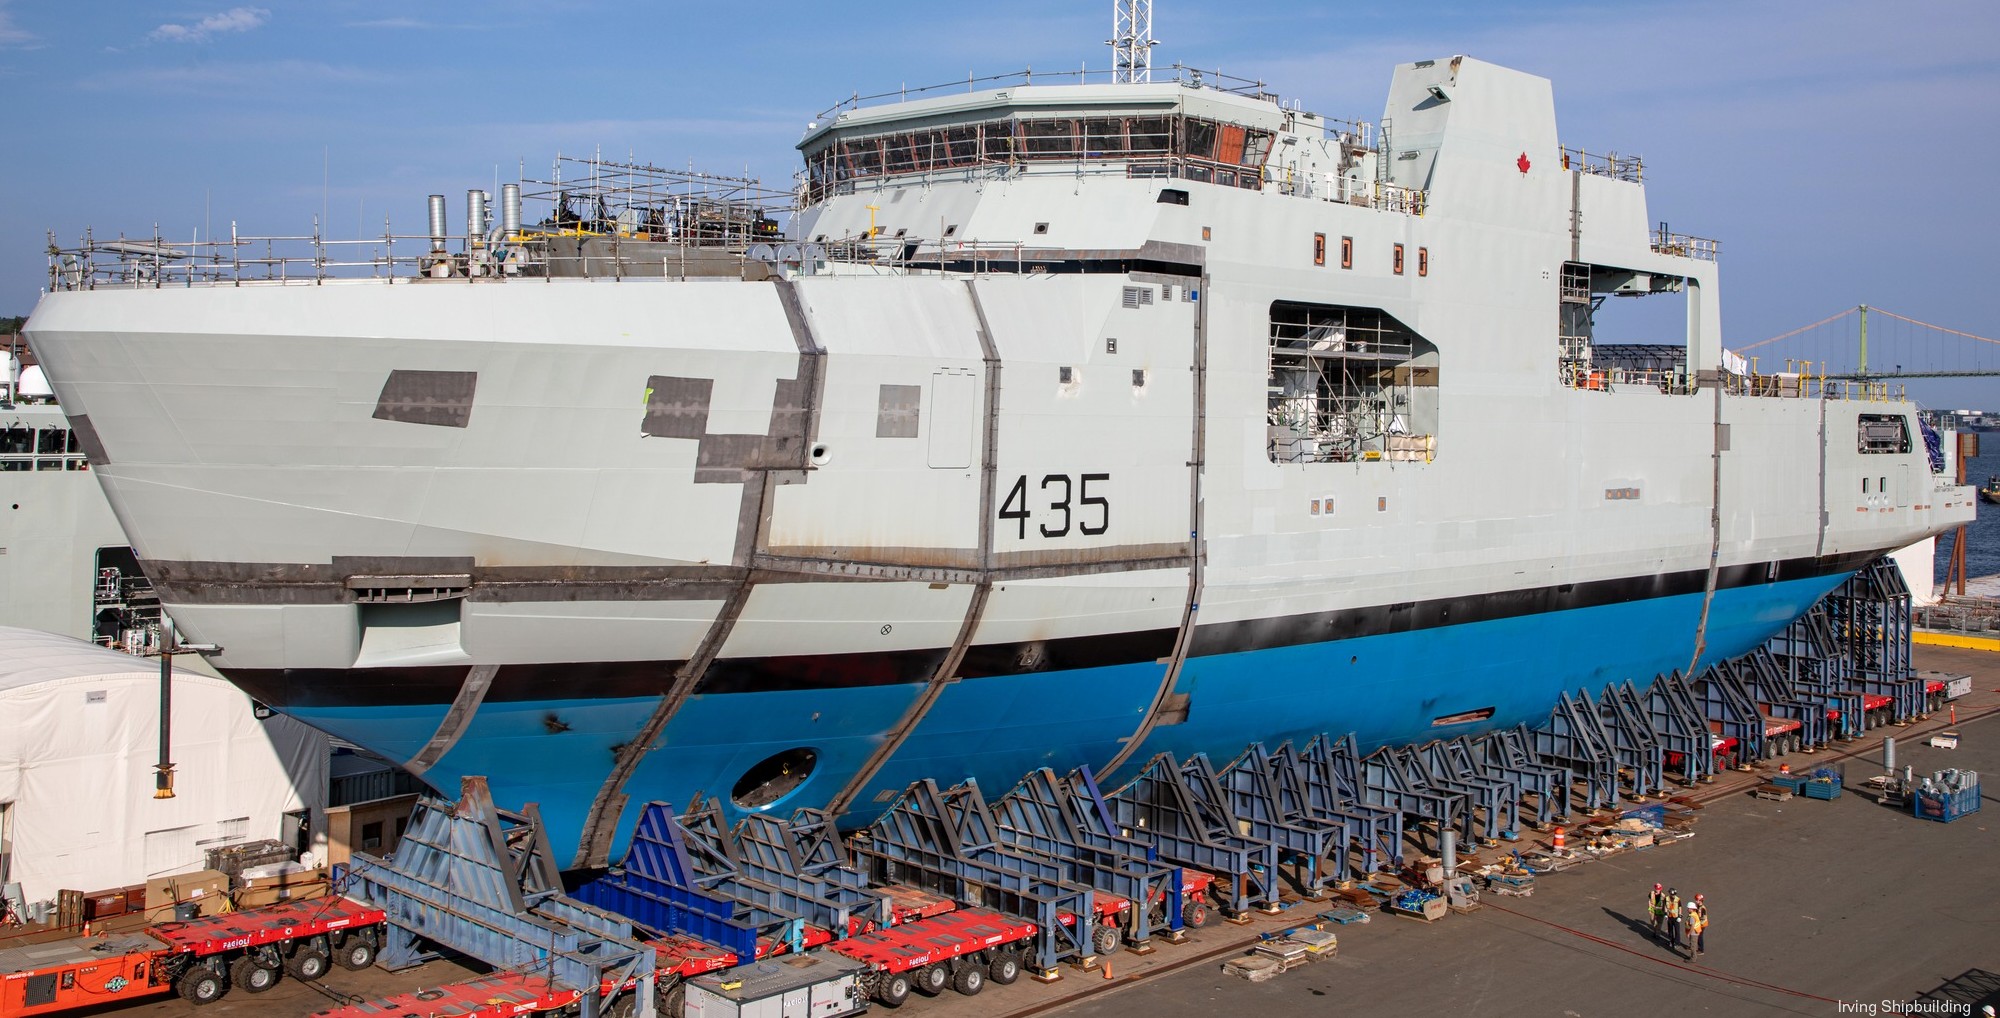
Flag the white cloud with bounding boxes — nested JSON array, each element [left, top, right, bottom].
[[0, 0, 35, 48], [151, 7, 270, 44]]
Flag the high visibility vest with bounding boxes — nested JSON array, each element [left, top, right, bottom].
[[1667, 895, 1681, 916], [1649, 892, 1665, 914], [1691, 908, 1708, 933]]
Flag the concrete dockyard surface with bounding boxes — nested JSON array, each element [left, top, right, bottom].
[[87, 647, 2000, 1018]]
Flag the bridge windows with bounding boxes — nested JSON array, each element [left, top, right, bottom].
[[0, 424, 86, 471], [1266, 301, 1439, 464], [803, 113, 1273, 204]]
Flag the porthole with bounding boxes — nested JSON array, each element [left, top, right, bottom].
[[731, 747, 819, 809]]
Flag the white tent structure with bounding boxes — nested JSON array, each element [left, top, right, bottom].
[[0, 626, 328, 904]]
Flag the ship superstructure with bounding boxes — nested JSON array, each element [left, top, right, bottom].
[[26, 56, 1975, 868]]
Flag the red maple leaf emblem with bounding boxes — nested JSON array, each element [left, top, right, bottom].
[[1517, 152, 1531, 174]]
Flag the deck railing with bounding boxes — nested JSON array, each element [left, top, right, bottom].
[[1650, 225, 1719, 261], [814, 63, 1287, 121], [49, 224, 1186, 289], [1559, 361, 1906, 402]]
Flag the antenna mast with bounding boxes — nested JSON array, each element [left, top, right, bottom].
[[1110, 0, 1155, 84]]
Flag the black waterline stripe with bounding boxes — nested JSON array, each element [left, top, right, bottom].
[[225, 551, 1877, 710]]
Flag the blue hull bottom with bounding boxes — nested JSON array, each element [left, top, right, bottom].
[[291, 574, 1847, 862]]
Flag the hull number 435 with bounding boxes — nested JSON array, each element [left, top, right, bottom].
[[1000, 473, 1109, 538]]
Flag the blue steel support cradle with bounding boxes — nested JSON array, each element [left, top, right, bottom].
[[1829, 560, 1923, 723], [1773, 608, 1867, 739], [854, 778, 1097, 970], [573, 798, 799, 962], [1591, 686, 1665, 798], [1766, 608, 1845, 699], [1287, 735, 1404, 870], [1418, 737, 1521, 841], [1692, 663, 1764, 761], [1361, 744, 1475, 847], [1474, 728, 1572, 827], [1218, 743, 1362, 884], [349, 777, 654, 1018], [991, 768, 1183, 945], [1633, 676, 1716, 784], [1096, 754, 1284, 916], [1739, 649, 1830, 750], [1527, 694, 1620, 810], [1189, 750, 1341, 898], [733, 807, 890, 936]]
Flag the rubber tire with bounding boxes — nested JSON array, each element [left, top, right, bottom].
[[913, 963, 949, 997], [876, 973, 911, 1008], [1183, 901, 1212, 929], [988, 952, 1021, 985], [952, 963, 985, 996], [285, 949, 330, 981], [657, 983, 685, 1017], [177, 966, 229, 1005], [335, 936, 377, 971], [230, 955, 282, 993], [1092, 924, 1123, 957]]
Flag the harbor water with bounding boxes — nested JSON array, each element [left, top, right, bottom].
[[1937, 438, 1999, 584]]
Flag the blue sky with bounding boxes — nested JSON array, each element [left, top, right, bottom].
[[2, 1, 1996, 407]]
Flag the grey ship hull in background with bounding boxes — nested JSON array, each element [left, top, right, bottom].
[[1, 353, 158, 650]]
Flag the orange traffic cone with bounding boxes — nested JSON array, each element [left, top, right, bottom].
[[1552, 826, 1566, 856], [1103, 961, 1114, 980]]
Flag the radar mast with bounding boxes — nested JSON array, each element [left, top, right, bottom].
[[1110, 0, 1156, 83]]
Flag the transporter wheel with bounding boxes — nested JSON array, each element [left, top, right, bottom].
[[230, 955, 282, 993], [335, 935, 378, 971], [1183, 901, 1212, 928], [176, 965, 230, 1005], [656, 983, 685, 1017], [285, 948, 331, 981], [913, 963, 949, 997], [876, 973, 911, 1008], [988, 951, 1021, 985], [952, 963, 985, 996], [1092, 924, 1123, 956]]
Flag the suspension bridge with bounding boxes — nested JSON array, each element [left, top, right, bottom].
[[1734, 305, 2000, 380]]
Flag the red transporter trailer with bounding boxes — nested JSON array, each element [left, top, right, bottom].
[[306, 972, 582, 1018], [146, 897, 388, 1002], [828, 906, 1039, 1008], [0, 896, 388, 1016]]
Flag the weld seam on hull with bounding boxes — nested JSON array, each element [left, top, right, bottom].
[[1685, 377, 1726, 677], [405, 663, 499, 776], [823, 278, 1005, 817], [573, 282, 825, 869], [1102, 265, 1211, 777]]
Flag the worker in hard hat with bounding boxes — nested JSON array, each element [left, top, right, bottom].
[[1646, 883, 1668, 940], [1687, 894, 1708, 959], [1664, 888, 1683, 952]]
